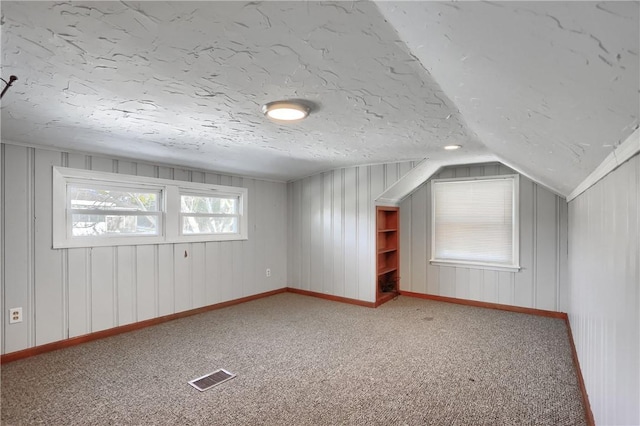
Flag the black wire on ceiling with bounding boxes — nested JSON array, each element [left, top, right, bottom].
[[1, 75, 18, 100]]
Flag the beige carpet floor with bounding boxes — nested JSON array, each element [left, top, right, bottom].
[[1, 293, 586, 425]]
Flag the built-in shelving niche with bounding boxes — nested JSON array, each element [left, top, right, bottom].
[[376, 206, 399, 305]]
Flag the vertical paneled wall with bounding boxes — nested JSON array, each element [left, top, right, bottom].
[[400, 163, 568, 311], [287, 162, 415, 302], [568, 154, 639, 426], [1, 142, 287, 355]]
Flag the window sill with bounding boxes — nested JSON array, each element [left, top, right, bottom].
[[429, 259, 521, 273], [53, 166, 250, 249]]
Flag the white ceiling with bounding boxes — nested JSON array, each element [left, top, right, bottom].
[[376, 1, 639, 195], [1, 1, 638, 195]]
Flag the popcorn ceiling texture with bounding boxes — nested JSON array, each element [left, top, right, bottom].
[[1, 1, 637, 193], [0, 1, 487, 181], [377, 1, 639, 194]]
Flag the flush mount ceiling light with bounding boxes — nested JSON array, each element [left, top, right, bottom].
[[444, 145, 462, 150], [262, 101, 310, 122]]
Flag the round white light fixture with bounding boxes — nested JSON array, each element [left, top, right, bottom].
[[444, 144, 462, 150], [262, 101, 310, 122]]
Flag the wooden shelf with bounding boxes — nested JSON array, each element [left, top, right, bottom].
[[377, 266, 398, 275], [376, 206, 399, 305], [377, 248, 397, 254]]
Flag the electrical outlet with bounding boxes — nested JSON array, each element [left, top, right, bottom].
[[9, 307, 22, 324], [266, 268, 271, 277]]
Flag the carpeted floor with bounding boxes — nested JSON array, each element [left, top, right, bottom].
[[1, 293, 586, 425]]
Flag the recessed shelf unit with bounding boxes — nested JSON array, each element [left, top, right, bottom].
[[376, 206, 399, 305]]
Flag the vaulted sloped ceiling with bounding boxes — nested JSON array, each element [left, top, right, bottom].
[[1, 1, 638, 195], [377, 1, 639, 195]]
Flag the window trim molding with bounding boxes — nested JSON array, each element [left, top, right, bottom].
[[429, 174, 520, 271], [53, 167, 248, 248], [178, 189, 242, 237]]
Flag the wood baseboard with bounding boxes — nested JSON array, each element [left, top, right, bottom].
[[399, 291, 567, 319], [375, 291, 398, 307], [564, 316, 596, 426], [286, 287, 376, 308], [0, 284, 597, 425], [2, 287, 373, 363], [1, 288, 287, 364]]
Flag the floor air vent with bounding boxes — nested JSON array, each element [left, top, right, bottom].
[[188, 369, 236, 392]]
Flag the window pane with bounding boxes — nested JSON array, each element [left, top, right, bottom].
[[180, 195, 237, 214], [182, 216, 238, 234], [68, 186, 159, 211], [433, 178, 515, 266], [72, 214, 159, 236]]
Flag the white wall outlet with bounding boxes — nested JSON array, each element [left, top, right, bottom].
[[266, 268, 271, 277], [9, 307, 23, 324]]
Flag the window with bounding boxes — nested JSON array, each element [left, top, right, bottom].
[[53, 167, 248, 248], [180, 193, 240, 235], [68, 184, 162, 237], [431, 175, 519, 271]]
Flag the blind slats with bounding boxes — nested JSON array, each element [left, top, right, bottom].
[[433, 177, 516, 266]]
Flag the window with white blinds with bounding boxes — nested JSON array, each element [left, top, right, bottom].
[[431, 175, 520, 271]]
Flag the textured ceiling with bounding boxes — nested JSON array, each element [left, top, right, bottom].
[[0, 1, 487, 181], [1, 1, 638, 194], [377, 1, 639, 194]]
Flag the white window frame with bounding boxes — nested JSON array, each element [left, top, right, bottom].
[[430, 174, 520, 272], [179, 190, 242, 237], [66, 181, 164, 240], [53, 167, 248, 248]]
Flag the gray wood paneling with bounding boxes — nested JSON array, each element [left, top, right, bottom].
[[243, 178, 257, 296], [468, 268, 481, 301], [343, 168, 358, 300], [483, 270, 498, 302], [157, 245, 174, 316], [535, 188, 557, 310], [301, 176, 312, 291], [1, 142, 287, 354], [322, 172, 333, 295], [174, 243, 191, 312], [91, 247, 114, 332], [332, 170, 344, 297], [515, 176, 534, 307], [287, 162, 415, 302], [568, 154, 639, 426], [455, 267, 470, 300], [135, 245, 156, 321], [65, 153, 90, 338], [399, 163, 568, 310], [190, 244, 206, 309], [399, 194, 412, 293], [2, 145, 33, 352], [34, 149, 65, 345], [439, 266, 455, 297], [310, 174, 323, 293], [116, 246, 135, 326], [288, 180, 302, 293], [357, 166, 371, 301], [410, 186, 427, 294]]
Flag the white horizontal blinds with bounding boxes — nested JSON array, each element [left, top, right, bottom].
[[433, 177, 514, 265]]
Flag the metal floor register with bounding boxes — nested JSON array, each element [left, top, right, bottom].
[[188, 369, 236, 392]]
